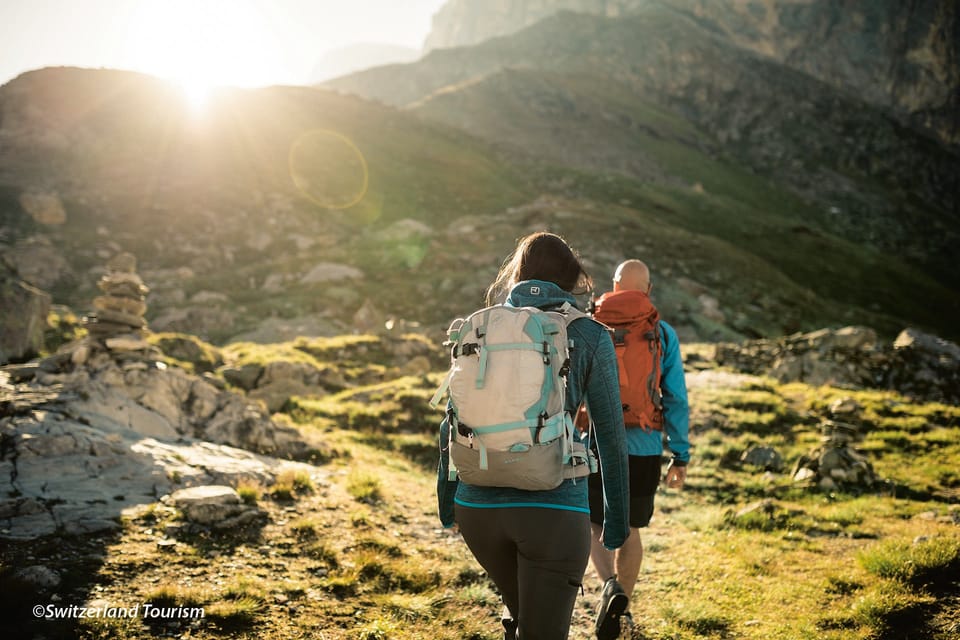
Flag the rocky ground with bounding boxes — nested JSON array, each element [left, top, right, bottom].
[[2, 323, 958, 639], [0, 433, 659, 640]]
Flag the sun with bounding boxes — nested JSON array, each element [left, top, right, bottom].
[[124, 0, 284, 109], [177, 76, 214, 113]]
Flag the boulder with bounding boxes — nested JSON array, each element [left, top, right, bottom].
[[888, 328, 960, 404], [715, 326, 959, 404], [167, 485, 259, 529], [740, 446, 783, 472], [6, 235, 70, 289], [353, 299, 386, 334], [151, 334, 224, 373], [0, 259, 51, 364], [250, 377, 316, 413], [1, 396, 320, 540], [13, 565, 61, 590], [18, 191, 67, 226], [0, 251, 323, 541], [222, 363, 264, 391], [299, 262, 364, 284]]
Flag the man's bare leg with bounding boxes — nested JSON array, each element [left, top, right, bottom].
[[589, 522, 616, 581], [614, 527, 643, 599]]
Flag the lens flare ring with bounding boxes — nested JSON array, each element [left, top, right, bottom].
[[288, 129, 369, 210]]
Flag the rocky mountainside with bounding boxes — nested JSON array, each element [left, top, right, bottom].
[[328, 8, 960, 334], [332, 9, 960, 262], [424, 0, 642, 50], [1, 5, 959, 354], [0, 67, 532, 347], [309, 43, 421, 83], [424, 0, 960, 147]]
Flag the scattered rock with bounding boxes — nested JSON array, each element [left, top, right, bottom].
[[5, 235, 70, 290], [715, 326, 960, 404], [18, 191, 67, 225], [735, 499, 776, 519], [299, 262, 363, 284], [222, 363, 264, 391], [0, 255, 323, 540], [353, 299, 385, 334], [829, 397, 862, 416], [741, 446, 783, 472], [151, 334, 224, 373], [167, 485, 262, 529], [0, 259, 51, 365], [13, 565, 61, 590]]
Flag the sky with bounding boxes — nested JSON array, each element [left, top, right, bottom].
[[0, 0, 449, 89]]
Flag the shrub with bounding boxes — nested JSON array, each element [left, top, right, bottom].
[[291, 518, 319, 539], [347, 471, 382, 503], [851, 580, 933, 631], [858, 536, 960, 587], [235, 480, 261, 506], [270, 469, 315, 500]]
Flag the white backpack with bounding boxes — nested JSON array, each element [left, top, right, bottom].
[[430, 302, 594, 490]]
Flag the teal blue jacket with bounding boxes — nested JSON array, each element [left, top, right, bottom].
[[436, 280, 631, 549]]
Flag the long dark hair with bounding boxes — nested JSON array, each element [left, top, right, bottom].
[[485, 232, 593, 304]]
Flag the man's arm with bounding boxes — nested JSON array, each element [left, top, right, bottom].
[[660, 321, 690, 481]]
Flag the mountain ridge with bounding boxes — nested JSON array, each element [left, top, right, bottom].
[[2, 6, 959, 349], [422, 0, 960, 147], [327, 9, 960, 316]]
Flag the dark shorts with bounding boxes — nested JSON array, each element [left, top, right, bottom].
[[588, 455, 662, 528]]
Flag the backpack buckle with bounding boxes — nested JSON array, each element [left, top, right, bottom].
[[458, 342, 480, 357], [534, 412, 547, 443]]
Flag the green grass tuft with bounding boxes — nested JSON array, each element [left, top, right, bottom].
[[858, 536, 960, 586], [347, 470, 383, 504]]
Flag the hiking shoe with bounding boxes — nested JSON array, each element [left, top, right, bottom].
[[595, 577, 629, 640], [501, 605, 518, 640], [501, 617, 517, 640], [622, 612, 635, 638]]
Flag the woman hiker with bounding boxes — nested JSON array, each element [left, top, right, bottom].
[[437, 231, 630, 639]]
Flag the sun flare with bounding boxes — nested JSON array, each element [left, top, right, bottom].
[[125, 0, 284, 109], [177, 77, 213, 113]]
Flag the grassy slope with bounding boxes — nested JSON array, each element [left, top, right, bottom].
[[408, 62, 960, 339], [3, 339, 957, 639], [0, 69, 536, 341], [332, 11, 960, 340], [4, 49, 959, 344]]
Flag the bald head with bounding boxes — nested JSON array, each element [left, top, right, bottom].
[[613, 259, 651, 293]]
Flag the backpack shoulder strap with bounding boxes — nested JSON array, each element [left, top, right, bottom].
[[554, 301, 589, 326]]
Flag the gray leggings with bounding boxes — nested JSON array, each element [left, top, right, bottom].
[[456, 504, 592, 640]]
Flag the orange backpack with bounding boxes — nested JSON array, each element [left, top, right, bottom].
[[591, 289, 664, 431]]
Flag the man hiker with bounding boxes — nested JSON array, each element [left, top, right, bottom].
[[587, 259, 691, 639]]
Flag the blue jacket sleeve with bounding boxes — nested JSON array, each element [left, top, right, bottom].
[[584, 328, 630, 549], [660, 321, 691, 465], [437, 415, 458, 527]]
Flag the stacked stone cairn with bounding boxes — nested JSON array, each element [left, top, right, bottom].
[[82, 252, 157, 357], [792, 397, 877, 491]]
